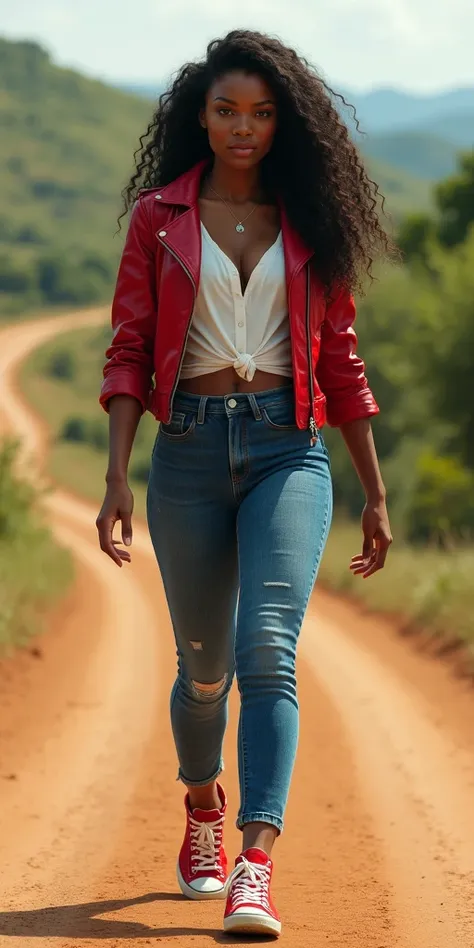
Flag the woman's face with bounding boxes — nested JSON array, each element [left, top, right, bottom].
[[200, 70, 277, 170]]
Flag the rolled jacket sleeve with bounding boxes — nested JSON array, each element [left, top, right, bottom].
[[316, 287, 379, 427], [99, 197, 156, 414]]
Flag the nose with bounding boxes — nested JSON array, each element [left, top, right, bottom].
[[233, 114, 252, 136]]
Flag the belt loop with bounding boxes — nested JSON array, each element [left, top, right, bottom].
[[197, 396, 208, 424], [247, 393, 262, 421]]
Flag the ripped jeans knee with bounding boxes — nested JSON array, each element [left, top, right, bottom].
[[190, 674, 229, 702]]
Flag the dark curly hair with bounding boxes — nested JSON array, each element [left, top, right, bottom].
[[120, 30, 395, 295]]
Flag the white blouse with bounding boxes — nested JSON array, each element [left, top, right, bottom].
[[179, 223, 292, 382]]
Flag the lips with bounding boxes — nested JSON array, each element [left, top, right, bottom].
[[229, 144, 257, 157]]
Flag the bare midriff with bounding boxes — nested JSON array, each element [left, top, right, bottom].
[[177, 367, 292, 396]]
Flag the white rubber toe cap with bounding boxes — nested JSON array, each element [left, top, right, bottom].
[[177, 863, 227, 901], [190, 876, 225, 893]]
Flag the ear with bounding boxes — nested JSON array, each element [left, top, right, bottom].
[[199, 108, 207, 129]]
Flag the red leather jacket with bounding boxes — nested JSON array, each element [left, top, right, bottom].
[[99, 159, 379, 432]]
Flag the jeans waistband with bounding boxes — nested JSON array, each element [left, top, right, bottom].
[[173, 384, 294, 423]]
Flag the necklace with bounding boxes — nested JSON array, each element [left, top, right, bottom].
[[208, 185, 257, 233]]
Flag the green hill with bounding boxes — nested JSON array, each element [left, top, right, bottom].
[[0, 38, 150, 315], [0, 37, 431, 316], [367, 157, 431, 219], [362, 130, 459, 181]]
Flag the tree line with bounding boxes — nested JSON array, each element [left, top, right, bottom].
[[326, 150, 474, 544]]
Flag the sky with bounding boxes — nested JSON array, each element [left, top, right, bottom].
[[0, 0, 472, 93]]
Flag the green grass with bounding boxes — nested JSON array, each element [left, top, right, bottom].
[[321, 522, 474, 650], [20, 323, 474, 651], [0, 438, 73, 652]]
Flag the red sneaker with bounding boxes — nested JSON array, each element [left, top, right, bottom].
[[224, 847, 281, 937], [177, 783, 228, 900]]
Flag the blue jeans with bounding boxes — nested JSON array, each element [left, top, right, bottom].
[[146, 384, 333, 834]]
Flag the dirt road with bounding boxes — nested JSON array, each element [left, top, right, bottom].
[[1, 311, 474, 947]]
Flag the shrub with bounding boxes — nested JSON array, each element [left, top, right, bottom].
[[45, 348, 77, 380], [406, 450, 474, 544], [0, 438, 73, 650], [0, 438, 35, 538], [60, 416, 88, 443], [60, 415, 108, 450], [0, 252, 36, 294]]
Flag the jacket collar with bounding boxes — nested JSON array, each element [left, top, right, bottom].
[[155, 159, 209, 207], [154, 160, 313, 285]]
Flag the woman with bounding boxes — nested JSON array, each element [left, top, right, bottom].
[[96, 29, 393, 938]]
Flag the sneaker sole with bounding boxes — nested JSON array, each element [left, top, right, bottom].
[[176, 862, 228, 901], [223, 912, 282, 937]]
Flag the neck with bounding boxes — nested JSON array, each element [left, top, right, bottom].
[[206, 157, 263, 205]]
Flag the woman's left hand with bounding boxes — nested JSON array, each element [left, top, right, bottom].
[[350, 498, 393, 579]]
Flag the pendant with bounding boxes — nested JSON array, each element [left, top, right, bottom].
[[235, 223, 245, 233]]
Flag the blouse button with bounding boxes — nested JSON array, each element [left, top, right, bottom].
[[238, 321, 244, 327], [155, 194, 162, 200], [158, 230, 167, 237]]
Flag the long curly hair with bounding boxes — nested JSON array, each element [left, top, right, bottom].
[[120, 30, 395, 294]]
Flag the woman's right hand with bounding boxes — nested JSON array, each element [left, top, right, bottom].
[[96, 479, 134, 567]]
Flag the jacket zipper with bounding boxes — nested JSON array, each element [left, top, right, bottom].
[[306, 263, 318, 445], [156, 233, 197, 422]]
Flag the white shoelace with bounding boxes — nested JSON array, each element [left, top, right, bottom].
[[228, 856, 272, 909], [189, 814, 224, 873]]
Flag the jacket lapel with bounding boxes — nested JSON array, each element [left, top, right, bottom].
[[153, 161, 209, 289], [157, 205, 202, 290]]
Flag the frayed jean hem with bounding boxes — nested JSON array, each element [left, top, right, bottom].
[[236, 811, 283, 835], [176, 761, 224, 788]]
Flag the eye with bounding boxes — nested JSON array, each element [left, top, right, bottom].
[[218, 108, 233, 116], [256, 110, 274, 118]]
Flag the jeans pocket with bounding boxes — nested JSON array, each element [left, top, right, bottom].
[[159, 411, 196, 441], [261, 401, 298, 431]]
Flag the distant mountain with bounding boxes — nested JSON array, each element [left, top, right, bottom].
[[339, 86, 474, 136], [417, 111, 474, 148], [115, 82, 164, 102]]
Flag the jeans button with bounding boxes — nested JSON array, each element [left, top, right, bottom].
[[227, 398, 237, 409]]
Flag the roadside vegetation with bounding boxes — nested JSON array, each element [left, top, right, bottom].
[[320, 523, 474, 653], [0, 438, 73, 652]]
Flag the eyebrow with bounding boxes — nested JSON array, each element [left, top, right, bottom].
[[213, 96, 275, 106]]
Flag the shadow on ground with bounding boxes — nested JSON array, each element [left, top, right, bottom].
[[0, 892, 275, 943]]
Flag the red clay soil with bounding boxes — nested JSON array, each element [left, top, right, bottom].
[[1, 313, 474, 948]]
